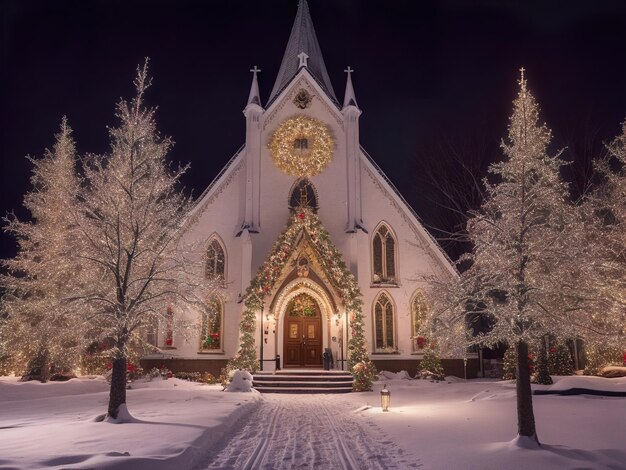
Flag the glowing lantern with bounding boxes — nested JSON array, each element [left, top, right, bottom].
[[380, 384, 391, 412]]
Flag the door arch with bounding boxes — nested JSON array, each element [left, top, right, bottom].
[[283, 293, 323, 368]]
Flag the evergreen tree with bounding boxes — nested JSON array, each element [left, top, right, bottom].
[[425, 69, 581, 445], [1, 119, 82, 381], [532, 341, 552, 385], [417, 347, 445, 381], [548, 341, 574, 376], [348, 309, 377, 391], [502, 346, 517, 380], [72, 61, 214, 420]]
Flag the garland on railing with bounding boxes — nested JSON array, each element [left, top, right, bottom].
[[226, 207, 376, 390]]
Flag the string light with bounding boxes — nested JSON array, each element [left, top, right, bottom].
[[268, 115, 334, 177]]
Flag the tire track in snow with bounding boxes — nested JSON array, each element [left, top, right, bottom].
[[240, 399, 282, 470], [199, 393, 417, 469]]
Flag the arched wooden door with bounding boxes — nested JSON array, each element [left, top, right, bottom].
[[283, 293, 323, 368]]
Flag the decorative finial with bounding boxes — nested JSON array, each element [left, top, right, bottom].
[[298, 52, 309, 68], [250, 65, 261, 76], [344, 66, 354, 76]]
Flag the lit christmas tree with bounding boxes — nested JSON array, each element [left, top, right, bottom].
[[417, 347, 445, 381], [532, 341, 552, 385], [577, 119, 626, 350], [424, 69, 581, 445], [502, 346, 517, 380], [1, 118, 83, 381], [71, 61, 216, 420], [548, 340, 574, 376], [583, 343, 622, 376]]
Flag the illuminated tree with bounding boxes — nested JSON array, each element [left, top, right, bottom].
[[72, 61, 213, 420], [425, 70, 580, 445], [577, 119, 626, 352], [1, 119, 82, 381]]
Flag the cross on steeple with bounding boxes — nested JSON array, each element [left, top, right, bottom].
[[342, 66, 358, 109], [246, 65, 262, 107], [519, 66, 525, 81], [298, 52, 309, 68]]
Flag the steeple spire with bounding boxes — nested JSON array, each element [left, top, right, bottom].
[[268, 0, 337, 104], [246, 66, 262, 107], [343, 66, 358, 109]]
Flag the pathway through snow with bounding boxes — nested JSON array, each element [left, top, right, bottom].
[[198, 393, 420, 470]]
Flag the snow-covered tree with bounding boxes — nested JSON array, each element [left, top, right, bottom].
[[425, 70, 580, 445], [72, 61, 214, 420], [576, 119, 626, 351], [1, 119, 83, 381]]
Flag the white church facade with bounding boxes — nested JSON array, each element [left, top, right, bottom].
[[142, 0, 477, 378]]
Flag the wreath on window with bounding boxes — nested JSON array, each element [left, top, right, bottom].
[[268, 115, 333, 177]]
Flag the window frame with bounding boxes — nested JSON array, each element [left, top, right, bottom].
[[410, 290, 429, 353], [371, 222, 398, 285], [199, 297, 224, 353], [205, 234, 227, 281], [372, 291, 397, 353]]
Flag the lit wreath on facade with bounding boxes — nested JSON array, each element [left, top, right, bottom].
[[268, 115, 334, 177]]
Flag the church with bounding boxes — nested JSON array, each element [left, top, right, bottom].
[[142, 0, 475, 379]]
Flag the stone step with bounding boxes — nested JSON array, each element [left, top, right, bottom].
[[253, 386, 353, 394], [253, 375, 352, 382], [253, 380, 353, 387], [255, 370, 351, 377], [253, 370, 354, 394]]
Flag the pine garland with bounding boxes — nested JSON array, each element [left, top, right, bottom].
[[227, 208, 375, 390]]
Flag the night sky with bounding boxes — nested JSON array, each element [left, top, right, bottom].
[[2, 0, 626, 261]]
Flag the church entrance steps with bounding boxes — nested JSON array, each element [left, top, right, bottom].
[[253, 370, 353, 393]]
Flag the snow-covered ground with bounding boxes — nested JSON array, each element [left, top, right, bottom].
[[0, 376, 261, 469], [1, 374, 625, 469]]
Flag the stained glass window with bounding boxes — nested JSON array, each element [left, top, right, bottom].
[[289, 178, 318, 212]]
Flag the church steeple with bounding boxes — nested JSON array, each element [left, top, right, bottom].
[[268, 0, 337, 104], [342, 66, 358, 109], [246, 66, 262, 108]]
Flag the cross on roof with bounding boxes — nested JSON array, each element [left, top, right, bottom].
[[519, 66, 525, 81], [344, 66, 354, 75], [250, 66, 261, 75], [298, 52, 309, 68]]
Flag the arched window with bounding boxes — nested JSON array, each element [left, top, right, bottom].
[[372, 224, 396, 283], [200, 297, 223, 351], [411, 290, 429, 351], [373, 292, 396, 351], [206, 237, 226, 279], [289, 178, 318, 212]]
